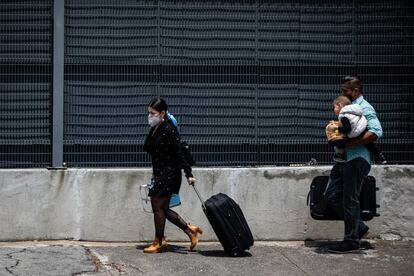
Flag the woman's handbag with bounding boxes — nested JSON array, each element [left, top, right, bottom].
[[169, 194, 181, 208]]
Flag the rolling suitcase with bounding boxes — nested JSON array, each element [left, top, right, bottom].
[[193, 186, 254, 256], [307, 175, 380, 221]]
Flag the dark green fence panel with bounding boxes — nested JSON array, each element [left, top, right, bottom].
[[1, 0, 413, 167], [0, 0, 52, 168], [62, 0, 414, 167]]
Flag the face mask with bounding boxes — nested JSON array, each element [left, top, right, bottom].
[[148, 115, 162, 127]]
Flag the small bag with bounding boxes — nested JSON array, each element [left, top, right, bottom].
[[169, 193, 181, 208]]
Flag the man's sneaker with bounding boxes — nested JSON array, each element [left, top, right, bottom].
[[374, 153, 387, 165], [328, 240, 360, 254], [333, 153, 346, 163], [358, 226, 369, 240]]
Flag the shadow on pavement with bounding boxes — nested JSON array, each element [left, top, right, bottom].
[[197, 250, 252, 258], [135, 243, 253, 257], [167, 244, 195, 254], [304, 239, 375, 254], [135, 244, 194, 254]]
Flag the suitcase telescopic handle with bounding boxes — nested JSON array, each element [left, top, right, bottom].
[[192, 186, 206, 210]]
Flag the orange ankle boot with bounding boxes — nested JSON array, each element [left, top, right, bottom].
[[143, 237, 168, 253], [186, 224, 203, 250]]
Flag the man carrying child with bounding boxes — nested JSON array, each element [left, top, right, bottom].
[[326, 95, 386, 164], [324, 75, 384, 253]]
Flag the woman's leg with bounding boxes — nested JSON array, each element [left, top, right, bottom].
[[165, 207, 188, 231], [151, 197, 170, 243], [152, 196, 190, 235], [163, 198, 203, 250]]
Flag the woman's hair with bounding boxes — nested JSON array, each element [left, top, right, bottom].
[[148, 97, 168, 113], [333, 95, 351, 106]]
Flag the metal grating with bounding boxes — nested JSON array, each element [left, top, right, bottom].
[[0, 0, 52, 168], [1, 0, 413, 168]]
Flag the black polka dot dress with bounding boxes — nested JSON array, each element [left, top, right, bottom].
[[144, 120, 193, 198]]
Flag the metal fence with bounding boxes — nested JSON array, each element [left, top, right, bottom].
[[0, 0, 52, 168], [1, 0, 413, 168]]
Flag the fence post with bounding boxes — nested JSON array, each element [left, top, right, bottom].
[[51, 0, 64, 168]]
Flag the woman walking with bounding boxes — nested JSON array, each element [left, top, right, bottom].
[[143, 97, 202, 253]]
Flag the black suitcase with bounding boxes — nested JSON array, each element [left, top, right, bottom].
[[193, 187, 254, 256], [307, 175, 380, 221]]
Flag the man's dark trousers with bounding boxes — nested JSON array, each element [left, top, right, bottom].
[[325, 157, 371, 244]]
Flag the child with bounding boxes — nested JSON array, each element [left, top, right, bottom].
[[325, 96, 386, 164]]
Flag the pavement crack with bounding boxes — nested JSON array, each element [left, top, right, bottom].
[[71, 271, 97, 276], [84, 247, 102, 272], [127, 264, 147, 275], [5, 268, 17, 276], [83, 246, 125, 276], [280, 251, 311, 276], [5, 248, 26, 276]]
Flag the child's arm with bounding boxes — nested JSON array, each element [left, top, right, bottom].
[[338, 117, 351, 134]]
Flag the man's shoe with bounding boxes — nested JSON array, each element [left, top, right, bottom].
[[358, 226, 369, 240], [328, 240, 360, 254]]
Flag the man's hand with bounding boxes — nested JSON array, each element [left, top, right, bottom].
[[187, 177, 196, 186]]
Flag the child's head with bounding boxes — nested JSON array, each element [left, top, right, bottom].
[[333, 95, 351, 116]]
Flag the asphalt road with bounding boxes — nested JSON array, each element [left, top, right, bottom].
[[0, 240, 413, 276]]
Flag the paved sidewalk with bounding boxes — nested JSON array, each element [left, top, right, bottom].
[[0, 240, 413, 276]]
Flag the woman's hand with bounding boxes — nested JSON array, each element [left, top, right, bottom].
[[187, 177, 196, 186]]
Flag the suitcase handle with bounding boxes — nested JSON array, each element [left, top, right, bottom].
[[192, 186, 206, 210]]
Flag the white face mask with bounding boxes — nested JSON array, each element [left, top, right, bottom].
[[148, 115, 162, 127]]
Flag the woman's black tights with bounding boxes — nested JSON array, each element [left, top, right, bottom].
[[151, 196, 188, 242]]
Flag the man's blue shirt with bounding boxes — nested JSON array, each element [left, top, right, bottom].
[[345, 95, 383, 163]]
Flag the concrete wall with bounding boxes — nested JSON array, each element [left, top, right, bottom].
[[0, 166, 413, 242]]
